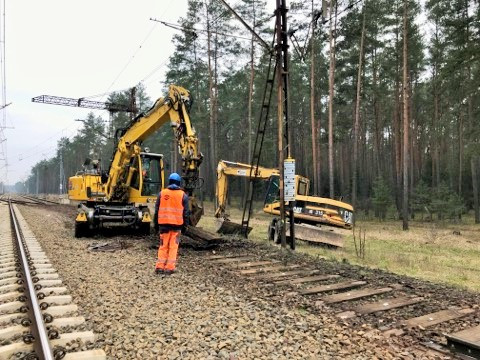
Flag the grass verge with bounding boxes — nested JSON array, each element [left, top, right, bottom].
[[197, 201, 480, 292]]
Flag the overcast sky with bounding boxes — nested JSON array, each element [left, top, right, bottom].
[[2, 0, 194, 184]]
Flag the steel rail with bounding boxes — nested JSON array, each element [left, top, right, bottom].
[[21, 195, 58, 205], [9, 200, 54, 360]]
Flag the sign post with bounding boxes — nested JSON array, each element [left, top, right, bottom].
[[284, 158, 296, 249]]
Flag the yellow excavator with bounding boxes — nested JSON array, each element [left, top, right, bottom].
[[68, 85, 203, 237], [215, 160, 354, 247]]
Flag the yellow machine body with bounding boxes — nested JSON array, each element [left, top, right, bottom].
[[69, 85, 203, 237], [215, 160, 354, 246]]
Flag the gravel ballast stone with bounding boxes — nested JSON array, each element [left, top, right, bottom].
[[16, 204, 463, 359]]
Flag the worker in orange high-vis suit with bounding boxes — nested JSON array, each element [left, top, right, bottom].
[[154, 173, 189, 275]]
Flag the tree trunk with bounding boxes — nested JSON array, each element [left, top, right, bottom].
[[433, 70, 439, 187], [339, 143, 344, 196], [372, 47, 382, 178], [316, 60, 322, 196], [310, 0, 318, 196], [352, 5, 366, 209], [247, 1, 256, 163], [392, 1, 402, 213], [472, 156, 479, 224], [328, 0, 337, 199], [206, 3, 216, 198], [402, 0, 409, 230], [459, 109, 463, 195], [410, 77, 415, 190], [247, 39, 254, 163]]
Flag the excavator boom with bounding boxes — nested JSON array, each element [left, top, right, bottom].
[[106, 85, 202, 202], [60, 85, 203, 236], [215, 160, 279, 218]]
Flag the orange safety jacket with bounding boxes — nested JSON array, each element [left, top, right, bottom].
[[157, 188, 186, 226]]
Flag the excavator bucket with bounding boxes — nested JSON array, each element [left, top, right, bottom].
[[189, 196, 203, 227], [215, 219, 252, 235], [286, 223, 348, 248]]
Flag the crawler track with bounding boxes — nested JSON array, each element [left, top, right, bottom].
[[204, 246, 480, 359], [0, 199, 105, 359]]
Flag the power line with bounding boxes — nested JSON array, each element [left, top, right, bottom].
[[18, 122, 78, 160], [150, 18, 256, 42], [140, 57, 170, 83], [99, 22, 160, 102], [320, 0, 364, 25], [215, 0, 271, 50], [98, 0, 175, 102]]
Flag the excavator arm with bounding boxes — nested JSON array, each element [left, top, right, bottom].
[[106, 85, 202, 202], [215, 160, 279, 218]]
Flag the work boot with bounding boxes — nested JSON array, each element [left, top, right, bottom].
[[155, 268, 164, 275], [164, 269, 175, 275]]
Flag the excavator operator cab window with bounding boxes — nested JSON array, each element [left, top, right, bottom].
[[140, 155, 162, 196], [130, 157, 140, 190], [264, 175, 280, 205], [297, 178, 308, 196]]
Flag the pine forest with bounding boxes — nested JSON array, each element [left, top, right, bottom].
[[17, 0, 480, 225]]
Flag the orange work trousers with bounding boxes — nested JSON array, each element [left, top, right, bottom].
[[155, 230, 180, 271]]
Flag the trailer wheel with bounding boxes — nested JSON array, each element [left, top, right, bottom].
[[268, 219, 277, 242], [270, 218, 282, 245]]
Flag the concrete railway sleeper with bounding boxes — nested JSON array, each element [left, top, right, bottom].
[[0, 200, 105, 359], [206, 253, 480, 359]]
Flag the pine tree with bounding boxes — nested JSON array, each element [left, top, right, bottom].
[[372, 177, 393, 220]]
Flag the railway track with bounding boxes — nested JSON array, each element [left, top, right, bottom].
[[205, 251, 480, 359], [0, 199, 105, 359], [19, 195, 59, 206]]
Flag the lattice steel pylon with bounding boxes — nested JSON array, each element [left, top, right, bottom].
[[31, 95, 135, 113]]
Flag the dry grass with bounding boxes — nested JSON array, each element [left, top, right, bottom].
[[197, 201, 480, 292]]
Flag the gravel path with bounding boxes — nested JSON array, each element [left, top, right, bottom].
[[17, 204, 467, 359]]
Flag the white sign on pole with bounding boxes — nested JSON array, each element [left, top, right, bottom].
[[284, 158, 296, 202]]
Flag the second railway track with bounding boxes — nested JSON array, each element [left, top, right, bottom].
[[0, 199, 105, 359], [204, 249, 480, 359]]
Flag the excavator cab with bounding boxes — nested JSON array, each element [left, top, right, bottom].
[[128, 152, 164, 201], [139, 153, 163, 197], [264, 175, 310, 205], [264, 175, 280, 205]]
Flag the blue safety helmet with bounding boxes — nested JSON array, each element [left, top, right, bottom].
[[168, 172, 182, 185]]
